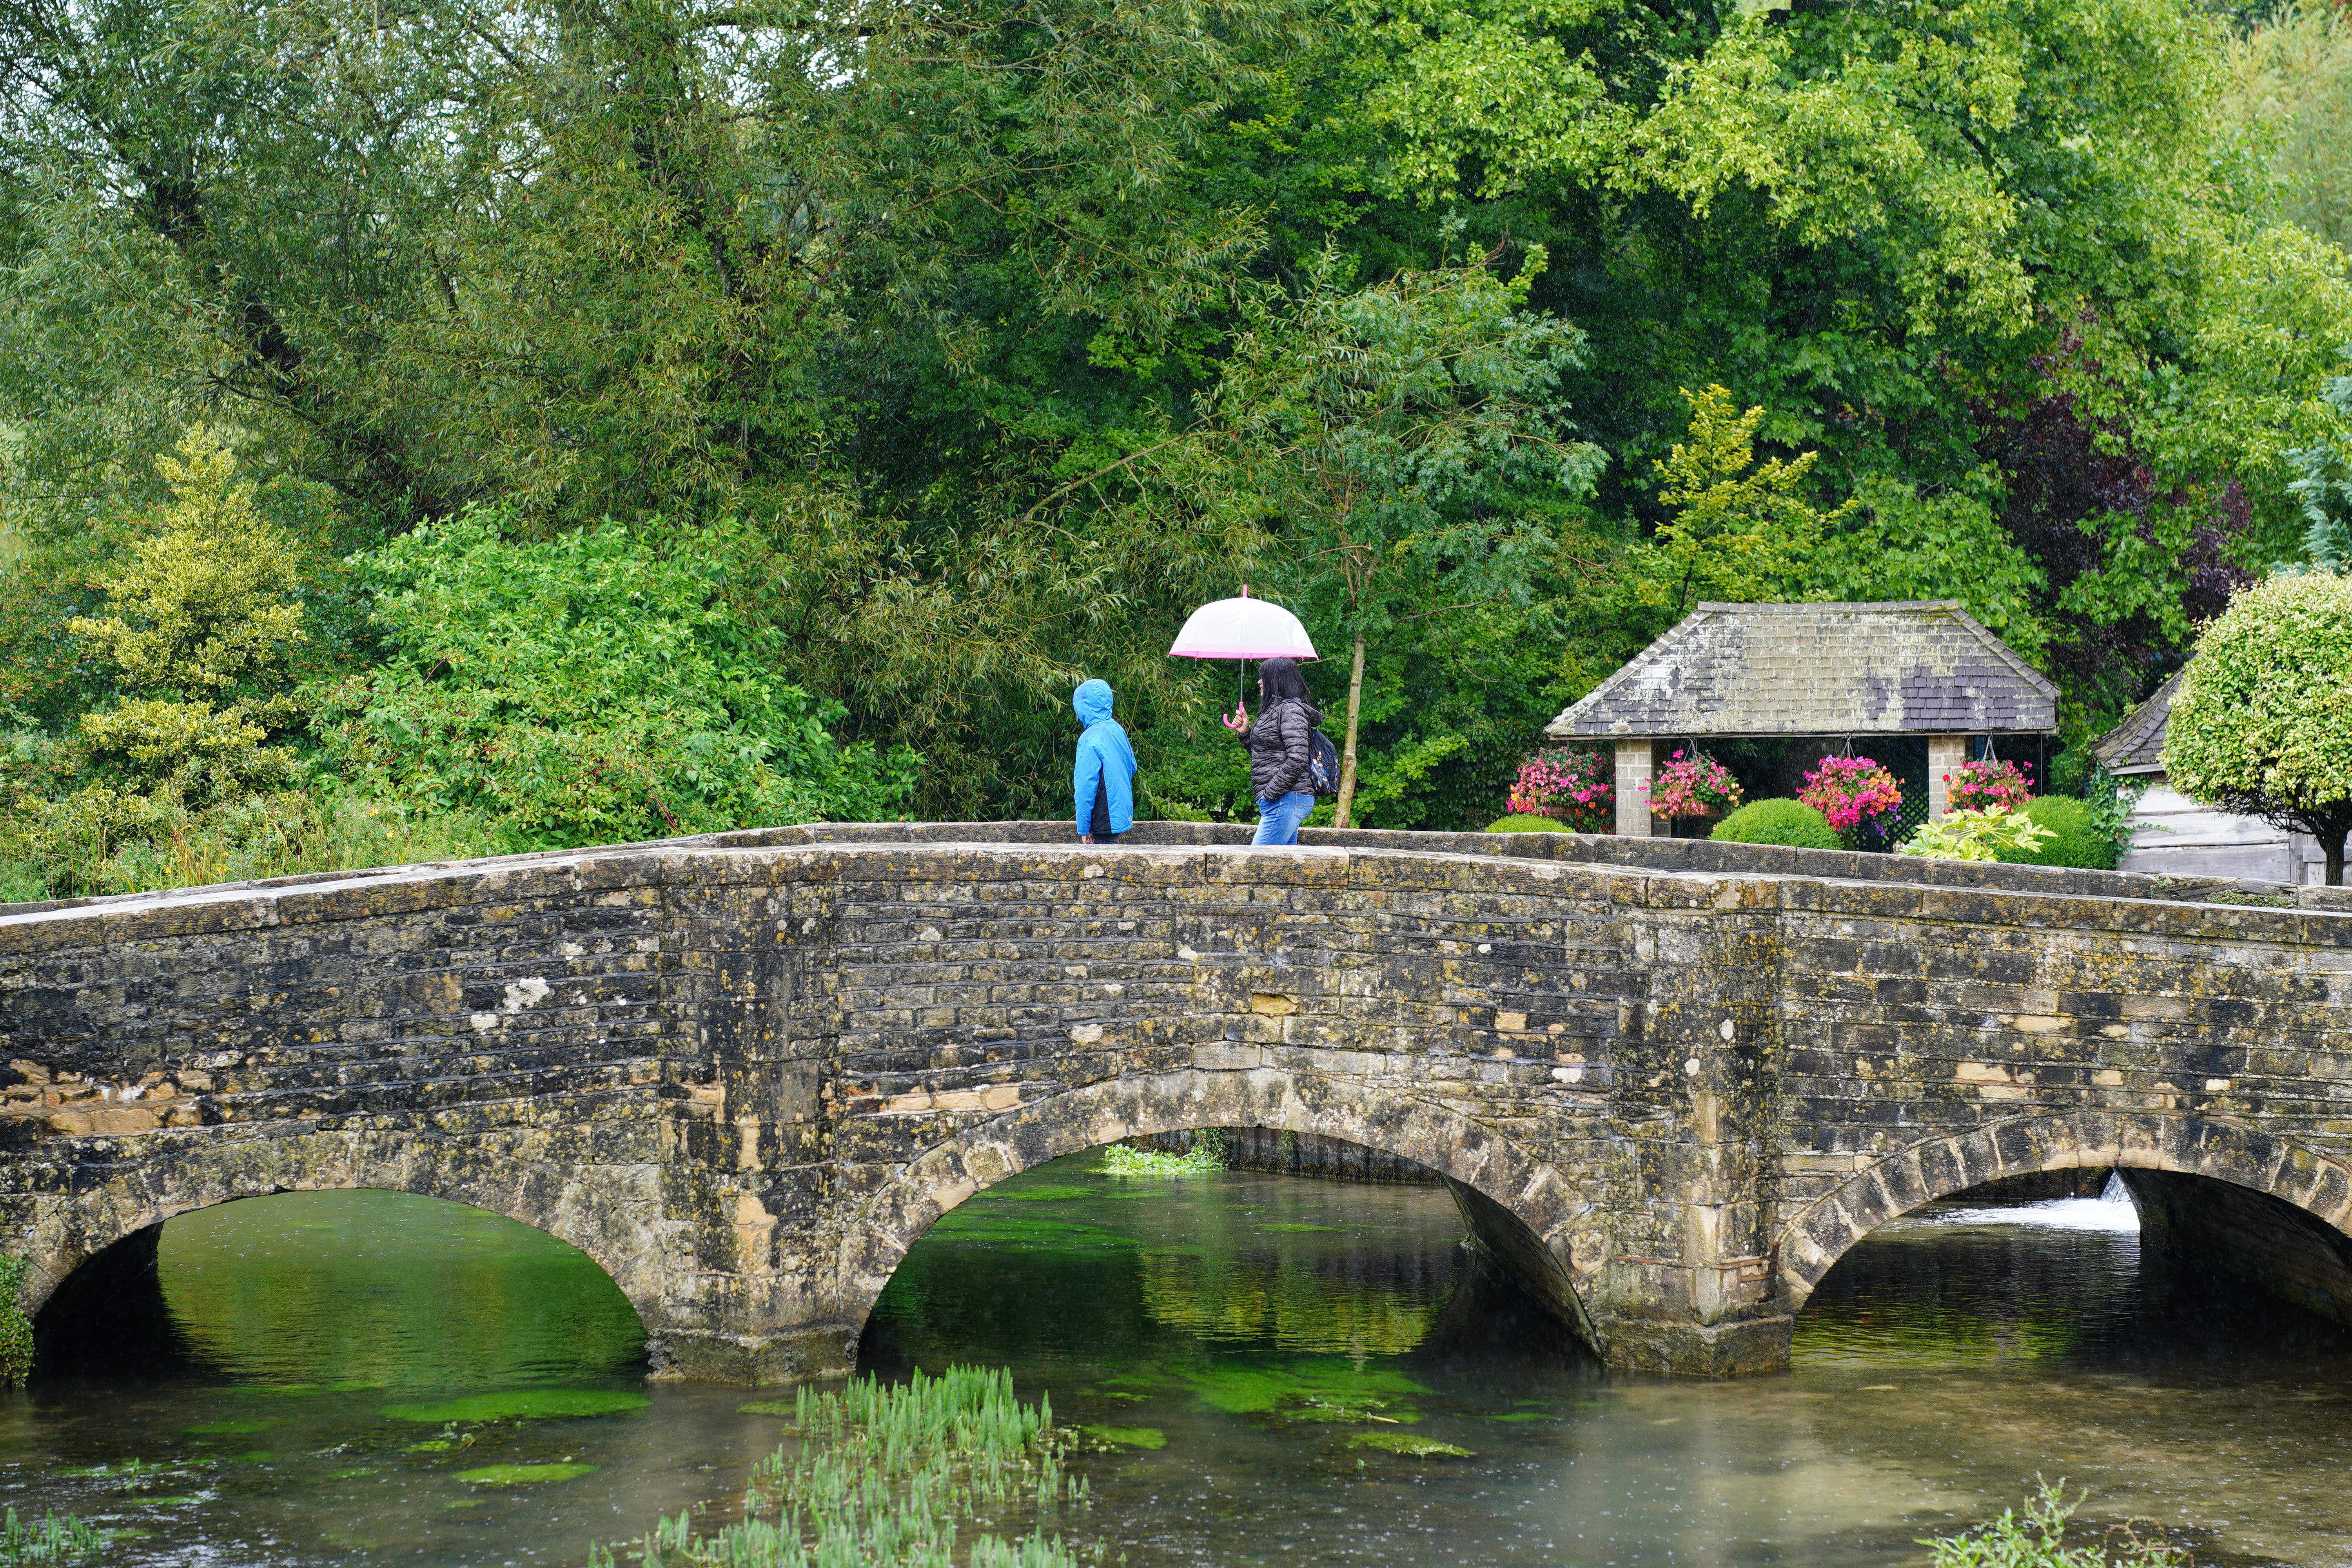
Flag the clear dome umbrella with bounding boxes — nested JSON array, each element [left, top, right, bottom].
[[1168, 588, 1319, 717]]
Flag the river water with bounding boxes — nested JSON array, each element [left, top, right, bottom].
[[8, 1156, 2352, 1567]]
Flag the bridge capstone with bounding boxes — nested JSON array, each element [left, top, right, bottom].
[[3, 822, 2348, 1379]]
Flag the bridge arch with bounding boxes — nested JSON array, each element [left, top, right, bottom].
[[18, 1128, 661, 1336], [1777, 1112, 2352, 1313], [839, 1066, 1607, 1350]]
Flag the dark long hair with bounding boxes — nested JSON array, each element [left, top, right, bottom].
[[1257, 657, 1310, 703]]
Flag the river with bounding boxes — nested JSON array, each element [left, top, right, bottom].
[[7, 1154, 2351, 1566]]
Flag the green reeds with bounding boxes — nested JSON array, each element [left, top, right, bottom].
[[0, 1508, 105, 1565], [601, 1367, 1094, 1568]]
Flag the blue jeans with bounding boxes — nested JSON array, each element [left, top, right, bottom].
[[1252, 791, 1315, 846]]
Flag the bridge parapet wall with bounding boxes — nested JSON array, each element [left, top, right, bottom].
[[0, 824, 2346, 1381]]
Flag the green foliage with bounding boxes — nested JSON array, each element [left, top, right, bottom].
[[0, 1506, 106, 1565], [325, 512, 915, 852], [1711, 799, 1842, 851], [1995, 797, 2118, 870], [1139, 241, 1602, 820], [0, 430, 351, 896], [1923, 1481, 2186, 1567], [1899, 806, 2055, 863], [1, 0, 2350, 841], [0, 1254, 31, 1385], [1485, 813, 1568, 833], [1101, 1137, 1228, 1177], [2082, 767, 2146, 867], [2222, 0, 2352, 255], [2286, 357, 2352, 571], [612, 1367, 1094, 1568], [1631, 387, 1854, 626], [2163, 570, 2352, 882]]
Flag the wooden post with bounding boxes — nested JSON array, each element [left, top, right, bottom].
[[1614, 740, 1653, 837], [1927, 735, 1969, 820]]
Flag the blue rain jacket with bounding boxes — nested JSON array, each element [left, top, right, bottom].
[[1071, 679, 1138, 836]]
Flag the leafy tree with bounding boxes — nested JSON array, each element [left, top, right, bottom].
[[2163, 570, 2352, 885], [1174, 244, 1602, 824], [2287, 358, 2352, 571], [324, 511, 916, 849], [1631, 385, 1852, 625], [2221, 0, 2352, 256], [6, 431, 313, 893]]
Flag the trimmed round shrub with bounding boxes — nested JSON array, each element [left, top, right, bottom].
[[1995, 796, 2115, 869], [1710, 798, 1841, 851], [1485, 813, 1568, 834]]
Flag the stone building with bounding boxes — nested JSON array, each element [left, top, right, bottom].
[[1546, 601, 2058, 837], [2091, 667, 2326, 885]]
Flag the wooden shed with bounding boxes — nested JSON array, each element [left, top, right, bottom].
[[1546, 601, 2058, 837], [2091, 668, 2325, 884]]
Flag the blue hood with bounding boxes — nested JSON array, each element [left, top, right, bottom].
[[1071, 679, 1137, 835], [1073, 679, 1116, 726]]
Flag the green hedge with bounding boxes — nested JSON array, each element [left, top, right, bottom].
[[1710, 798, 1841, 850], [1995, 796, 2116, 870], [1485, 813, 1567, 833]]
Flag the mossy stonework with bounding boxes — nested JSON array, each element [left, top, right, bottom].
[[2, 821, 2349, 1381]]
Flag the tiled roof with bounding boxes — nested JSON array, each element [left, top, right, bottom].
[[2090, 667, 2181, 776], [1545, 601, 2058, 739]]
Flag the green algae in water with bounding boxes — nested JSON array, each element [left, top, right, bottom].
[[1350, 1432, 1472, 1457], [405, 1440, 456, 1453], [454, 1463, 596, 1484], [1175, 1358, 1429, 1423], [1254, 1223, 1342, 1233], [737, 1401, 797, 1416], [382, 1390, 649, 1423], [924, 1212, 1136, 1256], [993, 1185, 1095, 1202], [1487, 1411, 1559, 1422], [183, 1419, 272, 1436], [134, 1496, 207, 1508], [1082, 1425, 1167, 1450]]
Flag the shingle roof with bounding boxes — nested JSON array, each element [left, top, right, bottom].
[[1545, 601, 2058, 739], [2090, 667, 2181, 776]]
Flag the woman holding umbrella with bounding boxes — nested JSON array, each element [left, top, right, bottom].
[[1225, 657, 1323, 846]]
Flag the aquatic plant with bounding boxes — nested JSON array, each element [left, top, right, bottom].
[[1923, 1481, 2187, 1566], [1078, 1426, 1165, 1450], [382, 1389, 649, 1423], [455, 1463, 596, 1485], [1099, 1138, 1223, 1178], [608, 1367, 1096, 1568], [0, 1254, 31, 1385], [1348, 1432, 1472, 1457], [0, 1508, 105, 1565]]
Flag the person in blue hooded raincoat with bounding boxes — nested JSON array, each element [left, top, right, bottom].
[[1071, 679, 1138, 844]]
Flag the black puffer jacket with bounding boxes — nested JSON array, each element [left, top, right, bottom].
[[1241, 697, 1321, 800]]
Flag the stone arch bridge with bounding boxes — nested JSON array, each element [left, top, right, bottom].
[[4, 823, 2349, 1380]]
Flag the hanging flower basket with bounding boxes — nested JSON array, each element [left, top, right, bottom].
[[1947, 757, 2033, 813], [1800, 755, 1904, 850], [1642, 750, 1743, 819], [1506, 747, 1614, 833]]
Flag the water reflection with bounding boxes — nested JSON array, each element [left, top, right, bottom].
[[7, 1161, 2352, 1567]]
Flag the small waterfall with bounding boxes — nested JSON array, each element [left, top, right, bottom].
[[2099, 1169, 2132, 1205]]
